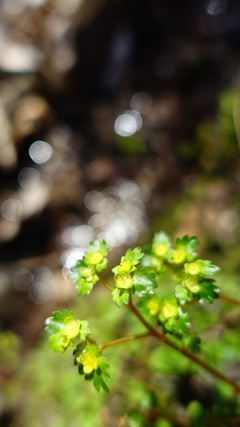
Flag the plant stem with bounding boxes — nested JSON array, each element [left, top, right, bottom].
[[219, 293, 240, 306], [97, 332, 150, 351], [128, 297, 240, 394], [98, 275, 114, 292], [87, 336, 98, 345]]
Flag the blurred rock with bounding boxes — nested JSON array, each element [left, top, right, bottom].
[[12, 95, 53, 141], [0, 104, 17, 169]]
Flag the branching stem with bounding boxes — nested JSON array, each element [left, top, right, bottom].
[[98, 275, 114, 292], [98, 275, 240, 394], [97, 332, 150, 351], [87, 336, 98, 345], [219, 293, 240, 306], [128, 297, 240, 394]]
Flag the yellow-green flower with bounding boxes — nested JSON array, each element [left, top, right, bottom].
[[115, 273, 134, 289], [80, 352, 99, 374]]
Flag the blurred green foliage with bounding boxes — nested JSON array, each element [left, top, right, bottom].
[[2, 248, 240, 426], [2, 86, 240, 426]]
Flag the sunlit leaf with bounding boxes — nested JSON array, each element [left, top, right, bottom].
[[111, 288, 130, 306], [133, 267, 157, 297]]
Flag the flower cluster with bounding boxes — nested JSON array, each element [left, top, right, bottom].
[[143, 232, 219, 304], [139, 232, 220, 335], [140, 294, 189, 335], [70, 239, 109, 295], [111, 248, 157, 306], [74, 344, 110, 391], [45, 310, 110, 391], [174, 259, 220, 304], [142, 233, 199, 277], [45, 310, 90, 353], [45, 232, 221, 392]]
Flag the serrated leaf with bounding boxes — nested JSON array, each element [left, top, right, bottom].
[[95, 257, 108, 273], [175, 285, 192, 304], [48, 332, 66, 353], [98, 357, 110, 380], [197, 278, 219, 303], [79, 320, 91, 340], [183, 334, 201, 353], [133, 267, 157, 297], [176, 235, 198, 250], [140, 253, 151, 268], [70, 259, 90, 283], [70, 259, 99, 294], [123, 247, 144, 268], [92, 357, 110, 391], [111, 288, 130, 306], [45, 310, 74, 335], [92, 372, 109, 392], [87, 239, 109, 256], [75, 278, 95, 295], [164, 312, 189, 335], [198, 260, 220, 276]]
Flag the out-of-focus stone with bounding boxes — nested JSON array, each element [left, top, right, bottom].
[[12, 95, 53, 140], [0, 104, 17, 169]]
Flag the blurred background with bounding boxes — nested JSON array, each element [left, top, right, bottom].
[[0, 0, 240, 426]]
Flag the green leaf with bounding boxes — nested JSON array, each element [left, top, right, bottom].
[[95, 257, 108, 273], [175, 285, 192, 304], [48, 332, 66, 353], [176, 236, 198, 259], [45, 310, 75, 335], [197, 278, 219, 303], [75, 278, 95, 295], [96, 357, 110, 391], [92, 373, 108, 392], [70, 259, 99, 295], [70, 259, 88, 281], [111, 288, 130, 306], [163, 309, 190, 335], [87, 239, 109, 257], [79, 320, 91, 341], [132, 267, 157, 297], [187, 400, 205, 426], [183, 334, 201, 353]]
